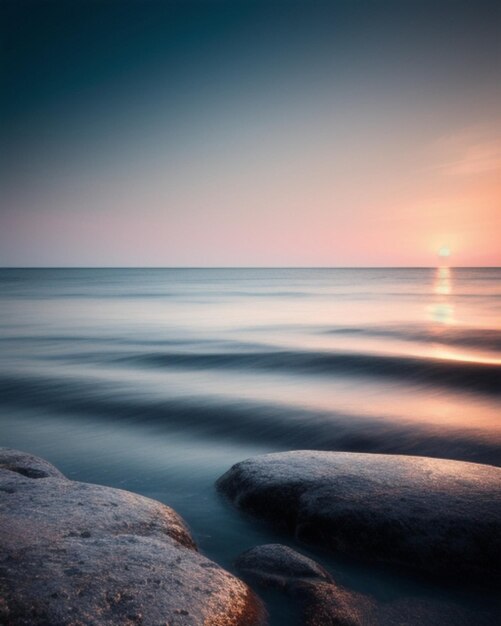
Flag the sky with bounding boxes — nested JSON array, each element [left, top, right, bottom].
[[1, 0, 500, 267]]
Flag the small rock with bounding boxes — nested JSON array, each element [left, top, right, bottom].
[[236, 543, 332, 588], [236, 544, 362, 626], [0, 448, 66, 480]]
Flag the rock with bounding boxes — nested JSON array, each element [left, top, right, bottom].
[[236, 543, 332, 588], [0, 447, 66, 480], [236, 544, 363, 626], [0, 448, 265, 626], [217, 451, 501, 582]]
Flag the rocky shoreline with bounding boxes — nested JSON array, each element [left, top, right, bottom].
[[2, 448, 500, 625]]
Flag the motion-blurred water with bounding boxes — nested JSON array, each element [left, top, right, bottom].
[[1, 268, 500, 623]]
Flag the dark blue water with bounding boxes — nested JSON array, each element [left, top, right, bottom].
[[1, 268, 500, 624]]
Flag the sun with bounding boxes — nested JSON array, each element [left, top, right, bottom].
[[438, 246, 451, 258]]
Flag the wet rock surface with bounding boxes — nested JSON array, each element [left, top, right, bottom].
[[217, 450, 501, 582], [236, 544, 363, 626], [0, 448, 265, 626]]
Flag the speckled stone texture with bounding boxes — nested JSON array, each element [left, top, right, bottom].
[[217, 451, 501, 582], [0, 448, 265, 626], [236, 544, 363, 626]]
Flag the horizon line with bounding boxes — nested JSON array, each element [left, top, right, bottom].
[[1, 266, 500, 270]]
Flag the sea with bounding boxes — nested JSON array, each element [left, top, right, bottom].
[[1, 268, 500, 624]]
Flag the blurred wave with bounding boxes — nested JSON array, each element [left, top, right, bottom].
[[1, 267, 500, 469], [111, 348, 501, 395], [1, 372, 499, 466], [325, 324, 501, 351]]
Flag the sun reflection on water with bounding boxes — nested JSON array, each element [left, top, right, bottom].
[[434, 267, 452, 296], [425, 266, 501, 364], [429, 266, 454, 325]]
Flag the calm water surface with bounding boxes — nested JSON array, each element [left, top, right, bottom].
[[1, 268, 500, 624]]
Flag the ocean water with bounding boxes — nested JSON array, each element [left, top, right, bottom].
[[1, 268, 500, 624]]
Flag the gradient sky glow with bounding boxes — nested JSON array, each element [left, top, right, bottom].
[[1, 0, 500, 266]]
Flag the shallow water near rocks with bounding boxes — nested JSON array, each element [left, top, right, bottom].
[[1, 268, 500, 624]]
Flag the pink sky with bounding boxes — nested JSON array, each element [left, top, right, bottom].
[[2, 120, 499, 267]]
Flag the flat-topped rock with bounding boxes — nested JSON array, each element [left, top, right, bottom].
[[236, 544, 362, 626], [0, 448, 265, 626], [217, 451, 501, 582]]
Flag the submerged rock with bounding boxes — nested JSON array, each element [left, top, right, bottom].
[[0, 448, 265, 626], [236, 544, 363, 626], [236, 543, 333, 588], [217, 451, 501, 582]]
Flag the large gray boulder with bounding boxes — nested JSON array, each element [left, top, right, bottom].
[[217, 451, 501, 582], [236, 544, 363, 626], [0, 448, 265, 626]]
